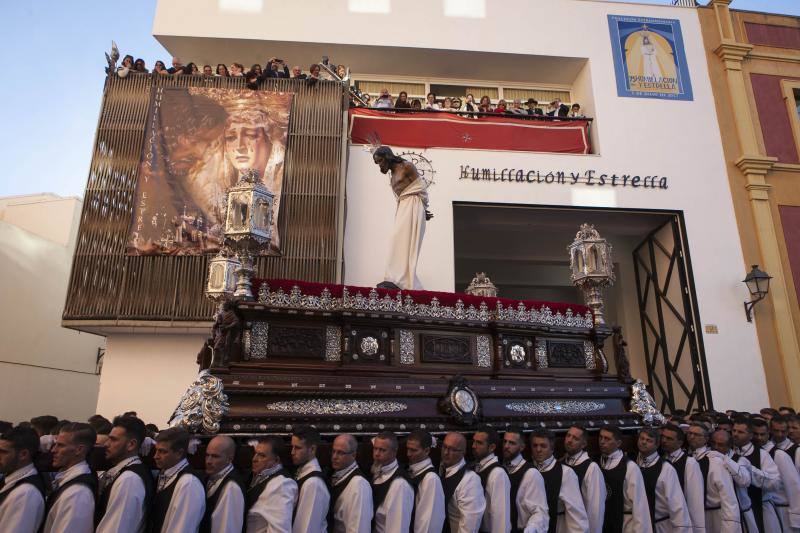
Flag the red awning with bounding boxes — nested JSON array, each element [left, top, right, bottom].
[[349, 108, 591, 154]]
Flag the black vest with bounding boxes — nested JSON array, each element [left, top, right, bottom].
[[640, 458, 666, 525], [476, 461, 503, 533], [507, 460, 532, 532], [601, 455, 629, 533], [697, 455, 718, 511], [42, 471, 97, 533], [670, 453, 688, 493], [371, 466, 411, 530], [200, 468, 246, 533], [409, 465, 436, 531], [245, 468, 287, 512], [564, 457, 592, 491], [149, 467, 202, 533], [294, 469, 326, 525], [441, 464, 467, 533], [540, 463, 564, 533], [95, 461, 155, 528], [738, 446, 764, 533], [327, 466, 365, 532], [0, 471, 46, 508]]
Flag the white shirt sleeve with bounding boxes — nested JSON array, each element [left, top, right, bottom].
[[43, 484, 95, 533], [559, 466, 589, 533], [380, 478, 413, 533], [335, 476, 372, 533], [517, 468, 548, 533], [582, 463, 606, 533], [709, 460, 741, 533], [772, 449, 800, 529], [162, 473, 206, 533], [247, 476, 297, 533], [211, 479, 245, 533], [452, 471, 486, 533], [683, 457, 706, 533], [481, 467, 510, 533], [292, 476, 330, 533], [623, 462, 653, 533], [96, 470, 147, 533], [658, 463, 692, 530], [414, 471, 445, 533], [0, 483, 45, 533]]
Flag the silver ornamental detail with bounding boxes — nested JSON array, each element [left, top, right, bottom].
[[476, 335, 492, 368], [535, 339, 549, 368], [510, 344, 526, 364], [399, 330, 415, 365], [505, 400, 606, 415], [265, 398, 408, 416], [325, 326, 342, 362], [168, 370, 230, 434], [583, 341, 596, 370], [256, 283, 592, 329], [630, 379, 666, 425], [360, 336, 379, 356], [250, 322, 269, 360]]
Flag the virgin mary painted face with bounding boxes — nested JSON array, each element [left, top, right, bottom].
[[224, 117, 270, 176]]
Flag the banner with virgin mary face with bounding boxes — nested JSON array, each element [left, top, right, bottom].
[[608, 15, 693, 101], [127, 87, 293, 255]]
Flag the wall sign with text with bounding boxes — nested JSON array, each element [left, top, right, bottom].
[[608, 14, 693, 101]]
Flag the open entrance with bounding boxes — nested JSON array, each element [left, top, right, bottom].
[[453, 203, 712, 413]]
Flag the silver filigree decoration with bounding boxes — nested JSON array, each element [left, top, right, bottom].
[[325, 326, 341, 361], [476, 335, 492, 368], [510, 344, 526, 364], [399, 330, 415, 365], [250, 322, 269, 360], [265, 398, 407, 415], [630, 379, 666, 425], [505, 399, 606, 414], [535, 339, 548, 368], [168, 370, 229, 434], [361, 336, 379, 356], [584, 340, 596, 370]]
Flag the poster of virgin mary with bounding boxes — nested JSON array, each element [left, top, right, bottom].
[[126, 87, 293, 255]]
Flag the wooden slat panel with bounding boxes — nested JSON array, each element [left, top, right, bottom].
[[64, 75, 345, 322]]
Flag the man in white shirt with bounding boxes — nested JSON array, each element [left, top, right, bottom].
[[291, 426, 330, 533], [96, 416, 154, 533], [563, 425, 605, 533], [0, 426, 45, 533], [771, 416, 800, 474], [328, 433, 371, 533], [709, 428, 758, 533], [472, 425, 511, 533], [598, 425, 652, 533], [755, 417, 800, 531], [440, 432, 485, 533], [529, 428, 588, 533], [405, 430, 445, 533], [201, 435, 245, 533], [246, 436, 296, 533], [372, 432, 413, 533], [732, 418, 782, 533], [661, 424, 705, 533], [152, 426, 206, 533], [686, 423, 742, 533], [42, 422, 97, 533], [501, 427, 548, 533], [636, 428, 691, 532]]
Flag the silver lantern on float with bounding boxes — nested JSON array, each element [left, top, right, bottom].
[[205, 247, 240, 306], [568, 224, 615, 326], [222, 168, 274, 301]]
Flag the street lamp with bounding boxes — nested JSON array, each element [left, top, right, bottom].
[[743, 264, 771, 322]]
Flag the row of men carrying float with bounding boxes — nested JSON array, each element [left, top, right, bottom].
[[1, 414, 799, 533]]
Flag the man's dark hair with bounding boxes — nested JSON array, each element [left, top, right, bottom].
[[0, 421, 12, 434], [145, 424, 159, 438], [530, 428, 555, 443], [689, 421, 709, 437], [770, 415, 788, 426], [30, 415, 59, 437], [750, 417, 769, 430], [662, 423, 686, 442], [779, 406, 796, 415], [51, 420, 71, 436], [639, 427, 661, 443], [406, 430, 433, 450], [257, 435, 285, 459], [474, 425, 500, 448], [504, 427, 525, 441], [760, 408, 779, 417], [733, 417, 753, 431], [374, 432, 399, 451], [600, 425, 623, 441], [373, 146, 405, 166], [293, 426, 321, 448], [568, 425, 588, 441], [112, 415, 146, 447], [0, 426, 39, 459], [91, 418, 113, 436], [61, 422, 96, 451], [155, 427, 190, 453]]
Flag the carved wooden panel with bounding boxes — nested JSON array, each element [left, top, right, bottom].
[[547, 340, 587, 368], [267, 325, 326, 359], [421, 334, 472, 364]]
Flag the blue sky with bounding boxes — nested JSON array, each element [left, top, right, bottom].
[[1, 0, 798, 198]]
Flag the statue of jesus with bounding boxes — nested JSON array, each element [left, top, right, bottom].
[[373, 146, 432, 290]]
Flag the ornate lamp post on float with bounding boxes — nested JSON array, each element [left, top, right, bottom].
[[568, 223, 615, 327]]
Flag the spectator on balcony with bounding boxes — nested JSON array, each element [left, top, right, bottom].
[[216, 64, 229, 77], [153, 60, 169, 76], [202, 65, 213, 77], [246, 70, 260, 90], [508, 99, 525, 115], [336, 64, 347, 80], [460, 94, 478, 115], [452, 97, 462, 111], [187, 63, 199, 75], [569, 103, 585, 118], [117, 55, 134, 78], [424, 93, 440, 110], [410, 99, 422, 110], [230, 63, 245, 77], [478, 95, 492, 113], [546, 98, 570, 118], [167, 57, 184, 74], [134, 58, 148, 73], [493, 99, 508, 113], [373, 89, 394, 109], [308, 64, 321, 79], [526, 98, 543, 116], [290, 65, 305, 79], [395, 91, 411, 110], [250, 64, 264, 78], [266, 58, 289, 78], [442, 97, 457, 112]]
